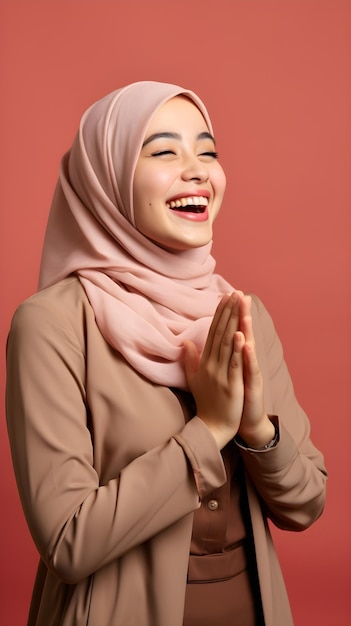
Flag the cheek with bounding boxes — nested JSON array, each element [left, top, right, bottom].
[[134, 166, 174, 203], [133, 168, 169, 230], [211, 164, 227, 217], [211, 168, 226, 222], [213, 166, 226, 196], [148, 170, 175, 197]]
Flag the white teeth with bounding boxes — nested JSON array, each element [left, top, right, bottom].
[[166, 196, 209, 209]]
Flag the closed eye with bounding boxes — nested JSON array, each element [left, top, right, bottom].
[[151, 150, 176, 157], [200, 151, 219, 159], [151, 150, 219, 159]]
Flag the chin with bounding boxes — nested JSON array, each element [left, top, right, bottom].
[[168, 238, 212, 252]]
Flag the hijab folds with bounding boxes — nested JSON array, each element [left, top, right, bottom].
[[39, 81, 231, 388]]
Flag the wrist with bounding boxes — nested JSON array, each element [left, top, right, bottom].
[[199, 418, 238, 451], [237, 416, 277, 450]]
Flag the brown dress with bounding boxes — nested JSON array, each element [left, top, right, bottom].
[[183, 441, 263, 626], [6, 279, 327, 625]]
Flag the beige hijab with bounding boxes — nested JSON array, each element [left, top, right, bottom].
[[39, 81, 232, 388]]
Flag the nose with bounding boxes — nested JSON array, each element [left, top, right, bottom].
[[180, 155, 209, 183]]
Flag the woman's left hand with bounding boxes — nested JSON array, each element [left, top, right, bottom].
[[237, 294, 276, 448]]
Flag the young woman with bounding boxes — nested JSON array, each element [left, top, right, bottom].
[[6, 81, 327, 626]]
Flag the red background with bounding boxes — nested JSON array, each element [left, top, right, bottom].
[[1, 1, 350, 624]]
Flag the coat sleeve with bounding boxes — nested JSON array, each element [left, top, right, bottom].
[[235, 295, 327, 531], [6, 294, 226, 585]]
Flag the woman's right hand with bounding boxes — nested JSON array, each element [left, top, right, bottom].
[[183, 291, 246, 449]]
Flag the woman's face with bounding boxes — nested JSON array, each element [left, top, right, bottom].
[[133, 96, 226, 251]]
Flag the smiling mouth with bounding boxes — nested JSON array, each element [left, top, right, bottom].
[[166, 195, 209, 213]]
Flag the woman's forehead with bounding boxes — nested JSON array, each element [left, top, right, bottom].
[[143, 95, 210, 136]]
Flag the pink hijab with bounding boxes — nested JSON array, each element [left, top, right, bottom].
[[39, 81, 232, 388]]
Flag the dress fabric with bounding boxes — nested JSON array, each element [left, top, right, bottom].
[[5, 277, 327, 626], [183, 442, 260, 625]]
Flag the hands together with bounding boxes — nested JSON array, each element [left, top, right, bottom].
[[183, 292, 275, 450]]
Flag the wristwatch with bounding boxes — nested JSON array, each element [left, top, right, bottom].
[[235, 420, 279, 450], [258, 422, 279, 450]]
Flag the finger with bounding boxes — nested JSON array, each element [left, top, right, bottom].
[[239, 296, 255, 345], [201, 292, 232, 362], [228, 330, 245, 376], [227, 331, 245, 406], [217, 293, 243, 365], [183, 340, 200, 385], [203, 291, 242, 365], [242, 341, 261, 383]]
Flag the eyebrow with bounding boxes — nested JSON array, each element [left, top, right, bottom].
[[142, 131, 216, 147]]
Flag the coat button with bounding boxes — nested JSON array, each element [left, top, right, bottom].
[[207, 499, 219, 511]]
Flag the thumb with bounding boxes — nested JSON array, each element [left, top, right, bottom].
[[182, 340, 200, 383]]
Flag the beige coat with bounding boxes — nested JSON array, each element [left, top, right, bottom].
[[6, 277, 327, 625]]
